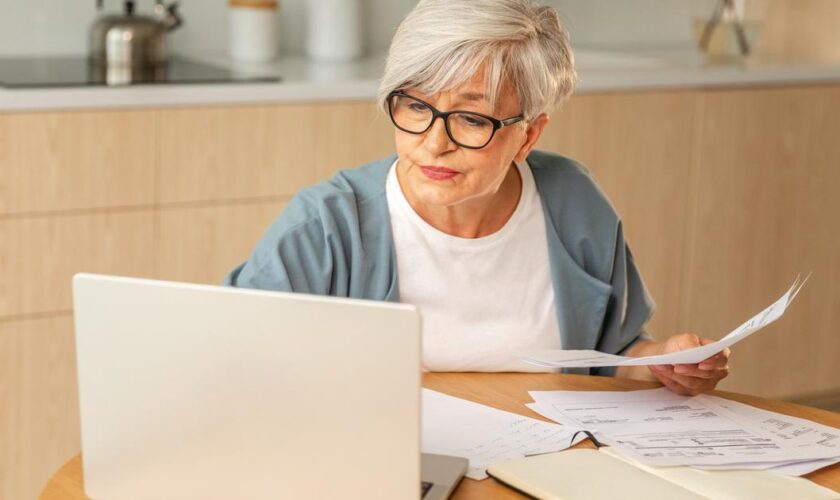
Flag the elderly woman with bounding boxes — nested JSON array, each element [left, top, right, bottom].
[[225, 0, 729, 395]]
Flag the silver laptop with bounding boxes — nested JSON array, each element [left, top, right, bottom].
[[73, 273, 466, 500]]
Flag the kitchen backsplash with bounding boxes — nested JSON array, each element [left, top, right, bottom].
[[0, 0, 716, 57]]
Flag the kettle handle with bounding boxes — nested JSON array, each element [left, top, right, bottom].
[[154, 0, 183, 31], [93, 0, 136, 15]]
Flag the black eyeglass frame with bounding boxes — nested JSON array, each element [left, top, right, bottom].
[[386, 91, 525, 150]]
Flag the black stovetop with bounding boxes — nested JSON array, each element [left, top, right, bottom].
[[0, 56, 279, 88]]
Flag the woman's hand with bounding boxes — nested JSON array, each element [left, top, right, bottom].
[[648, 333, 731, 396]]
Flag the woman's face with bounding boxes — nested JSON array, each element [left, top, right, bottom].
[[393, 71, 547, 212]]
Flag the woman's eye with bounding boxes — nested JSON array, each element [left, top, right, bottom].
[[460, 114, 489, 128], [407, 102, 428, 112]]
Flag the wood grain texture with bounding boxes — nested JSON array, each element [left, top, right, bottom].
[[0, 110, 156, 215], [311, 101, 395, 181], [1, 315, 79, 500], [157, 104, 318, 204], [38, 373, 840, 500], [686, 86, 840, 399], [156, 200, 287, 285], [0, 211, 158, 318], [540, 91, 700, 341], [750, 0, 840, 63]]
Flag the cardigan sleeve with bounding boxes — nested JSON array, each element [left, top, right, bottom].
[[590, 224, 655, 377], [222, 187, 338, 295], [223, 158, 398, 301], [223, 217, 334, 295]]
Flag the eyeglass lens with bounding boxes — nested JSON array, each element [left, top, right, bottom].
[[389, 94, 495, 148]]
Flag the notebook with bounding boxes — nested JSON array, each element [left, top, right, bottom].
[[487, 447, 840, 500]]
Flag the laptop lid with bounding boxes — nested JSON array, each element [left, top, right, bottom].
[[73, 273, 421, 500]]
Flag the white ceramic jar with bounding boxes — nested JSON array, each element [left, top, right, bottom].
[[229, 0, 279, 63], [305, 0, 363, 61]]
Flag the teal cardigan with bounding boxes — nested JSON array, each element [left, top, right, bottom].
[[225, 150, 654, 376]]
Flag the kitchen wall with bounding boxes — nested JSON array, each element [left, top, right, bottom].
[[0, 0, 717, 58]]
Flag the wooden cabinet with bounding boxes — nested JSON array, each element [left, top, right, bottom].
[[0, 316, 79, 500], [157, 105, 318, 204], [0, 110, 156, 214], [0, 211, 158, 317], [156, 201, 287, 285], [684, 86, 840, 398], [0, 101, 394, 499], [544, 86, 840, 400], [1, 86, 839, 499]]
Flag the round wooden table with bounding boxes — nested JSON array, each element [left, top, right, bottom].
[[40, 373, 840, 499]]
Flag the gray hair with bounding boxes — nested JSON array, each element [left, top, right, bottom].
[[377, 0, 577, 120]]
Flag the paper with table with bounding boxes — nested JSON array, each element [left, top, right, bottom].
[[518, 275, 809, 369], [526, 387, 840, 474], [421, 389, 585, 479], [706, 396, 840, 475]]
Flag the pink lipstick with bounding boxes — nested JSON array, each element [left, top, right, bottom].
[[419, 165, 460, 181]]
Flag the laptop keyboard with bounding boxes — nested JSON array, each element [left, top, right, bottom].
[[421, 481, 434, 497]]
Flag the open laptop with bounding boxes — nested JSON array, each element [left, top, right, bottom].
[[72, 273, 466, 500]]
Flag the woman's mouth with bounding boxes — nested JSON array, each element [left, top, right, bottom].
[[419, 165, 460, 181]]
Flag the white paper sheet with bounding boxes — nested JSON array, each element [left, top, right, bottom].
[[704, 395, 840, 475], [707, 396, 840, 455], [761, 457, 840, 476], [519, 275, 808, 368], [422, 389, 582, 479], [696, 457, 840, 476], [527, 387, 840, 468], [526, 396, 840, 476]]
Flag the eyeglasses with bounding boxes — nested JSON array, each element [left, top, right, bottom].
[[386, 91, 525, 149]]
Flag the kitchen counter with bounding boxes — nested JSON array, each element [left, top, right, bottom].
[[3, 45, 840, 112]]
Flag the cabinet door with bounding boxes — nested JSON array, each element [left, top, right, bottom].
[[0, 315, 79, 500], [157, 200, 287, 285], [0, 211, 158, 318], [0, 110, 156, 215], [312, 100, 395, 181], [157, 104, 318, 204], [686, 86, 840, 399]]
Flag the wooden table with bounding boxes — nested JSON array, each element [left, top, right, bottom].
[[41, 373, 840, 499]]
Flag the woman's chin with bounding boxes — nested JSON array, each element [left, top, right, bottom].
[[412, 189, 462, 209]]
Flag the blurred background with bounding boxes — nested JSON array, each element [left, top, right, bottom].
[[1, 1, 839, 498], [0, 1, 728, 56]]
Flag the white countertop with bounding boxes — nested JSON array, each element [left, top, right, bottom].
[[3, 45, 840, 112]]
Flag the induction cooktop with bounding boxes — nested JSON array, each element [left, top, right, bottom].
[[0, 56, 279, 88]]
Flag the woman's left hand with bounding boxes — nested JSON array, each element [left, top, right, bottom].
[[648, 333, 730, 396]]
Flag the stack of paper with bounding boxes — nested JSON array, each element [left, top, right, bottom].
[[422, 389, 585, 479], [526, 387, 840, 475]]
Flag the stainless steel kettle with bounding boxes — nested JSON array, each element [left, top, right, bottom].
[[89, 0, 183, 68]]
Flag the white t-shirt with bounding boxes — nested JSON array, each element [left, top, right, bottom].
[[386, 160, 561, 372]]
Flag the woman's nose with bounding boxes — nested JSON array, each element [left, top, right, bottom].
[[423, 116, 456, 154]]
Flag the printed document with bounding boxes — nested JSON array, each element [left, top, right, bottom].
[[707, 396, 840, 475], [422, 389, 582, 479], [519, 275, 808, 368], [527, 387, 840, 468]]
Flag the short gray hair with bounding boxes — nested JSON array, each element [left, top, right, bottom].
[[377, 0, 576, 120]]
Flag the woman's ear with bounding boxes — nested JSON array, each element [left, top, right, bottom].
[[514, 113, 549, 163]]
